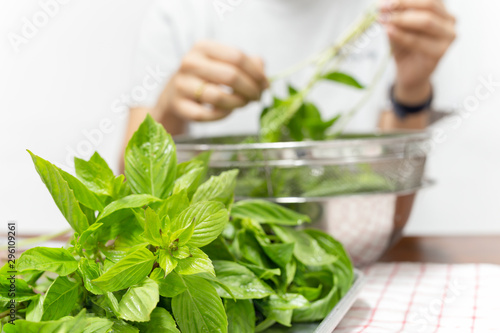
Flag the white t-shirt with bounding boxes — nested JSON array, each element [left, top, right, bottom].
[[132, 0, 393, 137]]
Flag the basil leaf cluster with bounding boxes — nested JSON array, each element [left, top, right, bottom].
[[2, 115, 353, 332]]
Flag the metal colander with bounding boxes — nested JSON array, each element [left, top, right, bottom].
[[176, 132, 430, 199]]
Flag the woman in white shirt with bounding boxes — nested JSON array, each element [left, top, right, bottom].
[[125, 0, 456, 139]]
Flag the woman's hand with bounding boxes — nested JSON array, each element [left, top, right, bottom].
[[155, 40, 268, 123], [380, 0, 456, 104]]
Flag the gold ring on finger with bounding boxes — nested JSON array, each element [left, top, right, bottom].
[[194, 81, 207, 104]]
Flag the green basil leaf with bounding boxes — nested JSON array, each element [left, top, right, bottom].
[[3, 309, 87, 333], [78, 258, 103, 295], [172, 275, 227, 333], [170, 220, 195, 247], [115, 176, 132, 199], [200, 236, 235, 262], [285, 103, 306, 141], [116, 277, 159, 322], [288, 85, 299, 95], [302, 101, 322, 120], [265, 309, 294, 327], [155, 190, 190, 221], [195, 273, 236, 300], [225, 299, 255, 333], [260, 93, 305, 142], [282, 259, 297, 288], [234, 230, 273, 268], [59, 169, 105, 212], [292, 272, 340, 322], [174, 201, 229, 248], [22, 270, 45, 287], [78, 222, 102, 251], [260, 293, 309, 311], [304, 114, 341, 141], [173, 245, 191, 260], [173, 166, 205, 197], [177, 151, 211, 175], [99, 243, 145, 264], [158, 249, 178, 276], [26, 294, 43, 321], [74, 152, 116, 197], [17, 247, 78, 276], [304, 229, 354, 295], [41, 276, 80, 320], [150, 269, 187, 298], [239, 263, 281, 280], [290, 285, 323, 302], [260, 242, 295, 268], [28, 151, 89, 234], [213, 261, 274, 299], [192, 170, 239, 207], [231, 200, 310, 226], [141, 207, 163, 246], [96, 194, 160, 224], [0, 277, 37, 302], [321, 71, 364, 89], [271, 226, 338, 266], [82, 317, 114, 333], [109, 319, 139, 332], [125, 114, 177, 199], [92, 247, 155, 292], [175, 247, 214, 276], [256, 294, 308, 327], [135, 307, 180, 333], [176, 160, 203, 177]]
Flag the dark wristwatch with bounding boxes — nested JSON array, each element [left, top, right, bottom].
[[390, 85, 433, 119]]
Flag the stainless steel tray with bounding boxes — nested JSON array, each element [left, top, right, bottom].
[[265, 269, 366, 332]]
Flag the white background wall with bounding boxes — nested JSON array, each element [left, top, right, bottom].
[[0, 0, 498, 235]]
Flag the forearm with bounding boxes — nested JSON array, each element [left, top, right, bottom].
[[378, 109, 429, 131]]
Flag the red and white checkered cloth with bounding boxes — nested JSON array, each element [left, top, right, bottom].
[[335, 263, 500, 332]]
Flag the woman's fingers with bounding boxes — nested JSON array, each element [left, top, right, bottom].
[[173, 98, 232, 122], [194, 40, 268, 89], [379, 0, 456, 59], [175, 74, 247, 110], [168, 40, 268, 122], [380, 0, 451, 20], [181, 54, 262, 101], [386, 10, 456, 39], [386, 25, 450, 59]]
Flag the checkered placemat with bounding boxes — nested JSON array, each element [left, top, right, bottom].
[[335, 263, 500, 332]]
